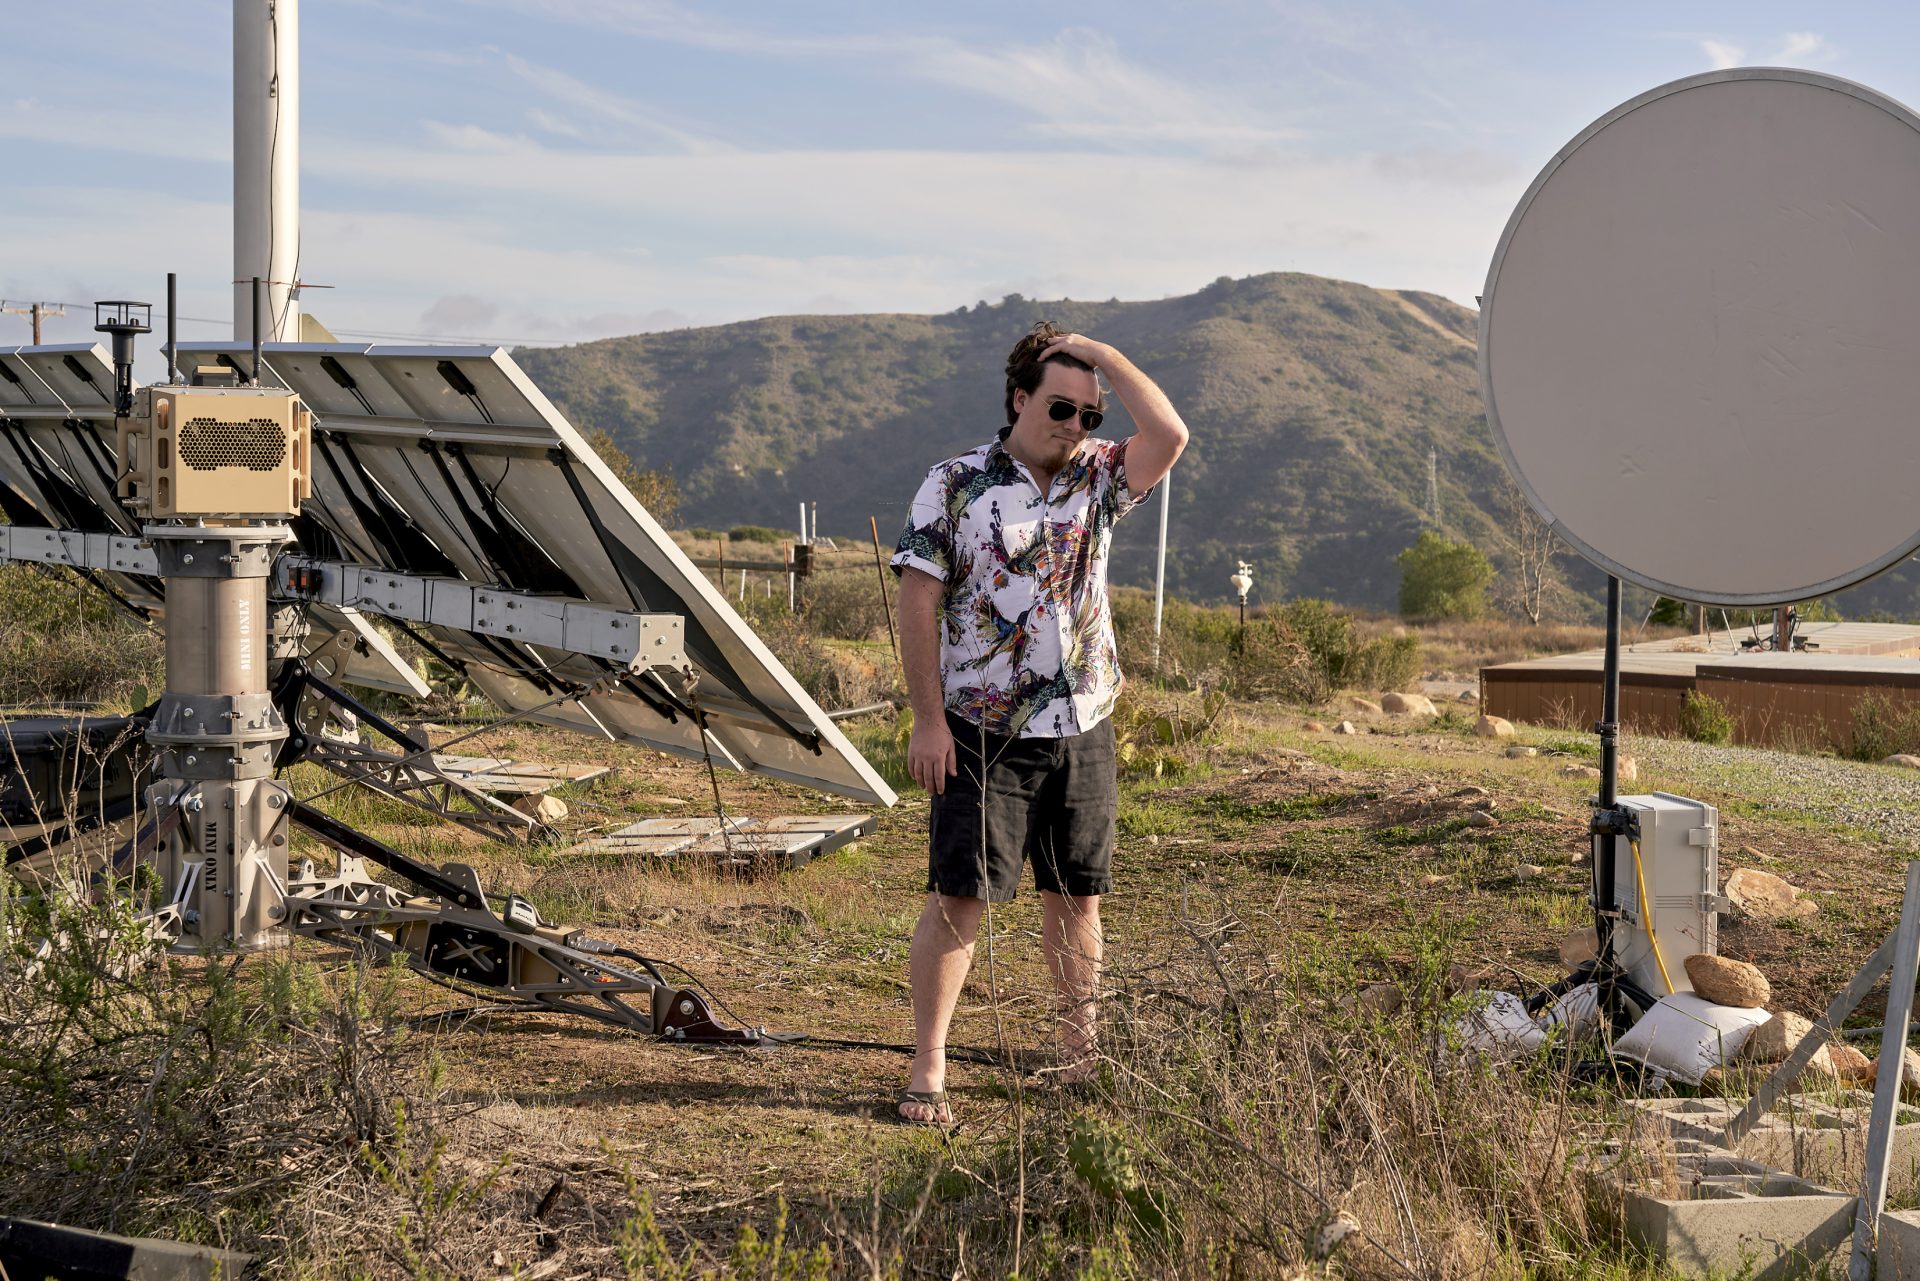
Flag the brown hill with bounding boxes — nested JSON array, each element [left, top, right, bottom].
[[515, 272, 1513, 612]]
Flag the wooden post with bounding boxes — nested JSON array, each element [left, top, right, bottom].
[[870, 515, 899, 665]]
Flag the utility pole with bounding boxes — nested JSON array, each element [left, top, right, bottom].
[[2, 302, 66, 344]]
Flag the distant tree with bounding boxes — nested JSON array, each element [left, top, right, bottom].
[[1492, 474, 1559, 625], [585, 427, 680, 527], [1397, 531, 1494, 621], [1648, 596, 1689, 627]]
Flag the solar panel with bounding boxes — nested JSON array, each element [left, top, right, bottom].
[[170, 341, 897, 805], [0, 343, 429, 696]]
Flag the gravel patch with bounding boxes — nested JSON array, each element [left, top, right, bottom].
[[1622, 734, 1920, 847]]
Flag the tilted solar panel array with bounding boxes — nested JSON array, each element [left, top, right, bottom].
[[0, 341, 895, 806]]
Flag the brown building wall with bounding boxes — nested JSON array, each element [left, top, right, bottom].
[[1483, 673, 1687, 735], [1695, 673, 1920, 750]]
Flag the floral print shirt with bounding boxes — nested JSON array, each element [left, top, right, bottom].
[[891, 435, 1150, 738]]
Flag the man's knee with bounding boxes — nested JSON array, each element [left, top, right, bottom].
[[1041, 890, 1102, 922], [920, 892, 986, 944]]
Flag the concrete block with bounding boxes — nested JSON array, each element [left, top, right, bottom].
[[1634, 1090, 1920, 1201], [1611, 1142, 1854, 1279], [1882, 1210, 1920, 1281]]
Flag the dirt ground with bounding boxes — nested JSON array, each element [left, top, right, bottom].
[[274, 699, 1919, 1269]]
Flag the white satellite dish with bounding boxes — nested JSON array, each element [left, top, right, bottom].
[[1481, 68, 1920, 606]]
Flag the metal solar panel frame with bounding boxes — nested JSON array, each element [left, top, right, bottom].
[[0, 344, 431, 697], [174, 340, 897, 806], [0, 344, 163, 610]]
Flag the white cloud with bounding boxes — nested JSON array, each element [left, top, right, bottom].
[[466, 2, 1293, 153], [1772, 32, 1829, 63], [1700, 39, 1745, 70], [493, 51, 732, 153]]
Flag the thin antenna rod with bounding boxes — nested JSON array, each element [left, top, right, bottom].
[[166, 272, 179, 385], [252, 275, 264, 385]]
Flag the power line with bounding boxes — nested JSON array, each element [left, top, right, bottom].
[[13, 299, 573, 348]]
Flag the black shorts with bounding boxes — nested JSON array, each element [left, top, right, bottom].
[[927, 711, 1117, 903]]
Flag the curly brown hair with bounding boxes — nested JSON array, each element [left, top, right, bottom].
[[1002, 320, 1099, 435]]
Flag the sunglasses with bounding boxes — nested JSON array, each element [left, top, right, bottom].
[[1044, 396, 1104, 433]]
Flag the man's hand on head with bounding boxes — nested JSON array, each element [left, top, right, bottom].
[[908, 714, 958, 796], [1039, 333, 1116, 369]]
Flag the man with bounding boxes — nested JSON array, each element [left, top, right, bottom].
[[889, 321, 1188, 1126]]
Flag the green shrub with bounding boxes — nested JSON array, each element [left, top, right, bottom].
[[1109, 587, 1240, 686], [1229, 599, 1422, 704], [1843, 693, 1920, 761], [1678, 689, 1735, 745], [799, 567, 893, 641], [0, 564, 164, 706], [728, 524, 788, 544], [1397, 531, 1494, 621]]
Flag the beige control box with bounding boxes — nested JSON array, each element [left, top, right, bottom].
[[118, 385, 311, 517]]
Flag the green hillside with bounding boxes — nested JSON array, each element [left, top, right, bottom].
[[515, 272, 1506, 612]]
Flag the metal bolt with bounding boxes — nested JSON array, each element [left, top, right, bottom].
[[268, 794, 283, 809], [182, 553, 194, 565], [182, 707, 195, 719], [185, 754, 197, 766], [678, 999, 696, 1016], [267, 905, 285, 920]]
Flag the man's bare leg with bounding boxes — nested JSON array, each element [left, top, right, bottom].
[[1041, 890, 1103, 1081], [903, 892, 986, 1122]]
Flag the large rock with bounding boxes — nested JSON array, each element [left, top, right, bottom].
[[1304, 720, 1328, 732], [510, 793, 569, 824], [1382, 692, 1437, 716], [1871, 1046, 1920, 1100], [1684, 953, 1771, 1008], [1474, 715, 1515, 738], [1332, 720, 1358, 735], [1506, 745, 1539, 758], [1559, 926, 1598, 969], [1830, 1042, 1873, 1082], [1341, 982, 1405, 1018], [1464, 812, 1498, 829], [1725, 867, 1818, 921], [1349, 697, 1384, 716], [1561, 763, 1603, 780], [1738, 1010, 1815, 1063], [1884, 754, 1920, 770]]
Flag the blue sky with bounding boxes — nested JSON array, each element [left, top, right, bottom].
[[0, 2, 1905, 351]]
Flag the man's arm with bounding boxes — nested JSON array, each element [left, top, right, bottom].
[[1042, 333, 1189, 498], [897, 567, 956, 795]]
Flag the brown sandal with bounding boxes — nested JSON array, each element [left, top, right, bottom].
[[896, 1089, 954, 1128]]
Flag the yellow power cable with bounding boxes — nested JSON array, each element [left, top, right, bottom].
[[1629, 837, 1676, 995]]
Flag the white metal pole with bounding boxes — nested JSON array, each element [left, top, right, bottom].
[[1151, 482, 1169, 670], [234, 0, 300, 341], [1850, 860, 1920, 1280]]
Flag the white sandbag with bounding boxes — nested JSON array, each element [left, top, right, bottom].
[[1612, 992, 1771, 1084], [1537, 982, 1602, 1040], [1455, 991, 1548, 1061]]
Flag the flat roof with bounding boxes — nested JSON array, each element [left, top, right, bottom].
[[1483, 621, 1920, 683]]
